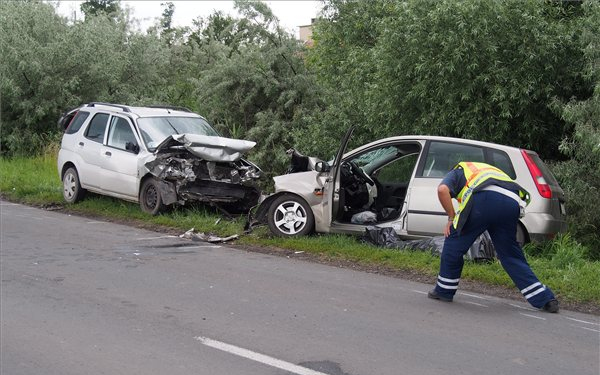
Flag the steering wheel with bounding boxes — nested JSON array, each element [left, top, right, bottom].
[[349, 161, 375, 186]]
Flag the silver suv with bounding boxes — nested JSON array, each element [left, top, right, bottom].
[[57, 102, 261, 214], [254, 128, 566, 244]]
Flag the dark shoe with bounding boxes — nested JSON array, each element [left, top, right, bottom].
[[542, 299, 559, 313], [428, 290, 453, 302]]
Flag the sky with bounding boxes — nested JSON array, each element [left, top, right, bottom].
[[56, 1, 323, 37]]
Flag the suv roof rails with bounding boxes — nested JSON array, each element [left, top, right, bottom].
[[146, 105, 192, 113], [87, 102, 131, 113]]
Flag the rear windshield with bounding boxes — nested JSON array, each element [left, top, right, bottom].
[[65, 111, 90, 134], [527, 151, 559, 187], [137, 116, 219, 150]]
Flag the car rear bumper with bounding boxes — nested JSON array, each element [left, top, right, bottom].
[[522, 212, 567, 242]]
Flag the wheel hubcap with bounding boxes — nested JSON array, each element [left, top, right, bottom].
[[64, 173, 75, 199], [273, 201, 307, 235]]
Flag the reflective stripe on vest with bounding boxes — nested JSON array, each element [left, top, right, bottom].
[[452, 162, 526, 231]]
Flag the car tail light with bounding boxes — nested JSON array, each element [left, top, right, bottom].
[[521, 149, 552, 199]]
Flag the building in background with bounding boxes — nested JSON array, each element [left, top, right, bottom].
[[298, 18, 315, 46]]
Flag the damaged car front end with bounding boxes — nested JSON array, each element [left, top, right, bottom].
[[144, 134, 261, 213]]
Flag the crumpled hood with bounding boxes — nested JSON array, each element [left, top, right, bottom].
[[155, 133, 256, 162]]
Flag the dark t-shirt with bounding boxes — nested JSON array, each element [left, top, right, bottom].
[[440, 168, 466, 199]]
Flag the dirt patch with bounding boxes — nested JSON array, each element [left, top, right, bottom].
[[9, 198, 600, 315]]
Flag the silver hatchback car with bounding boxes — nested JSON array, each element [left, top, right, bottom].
[[254, 128, 566, 244], [57, 102, 261, 214]]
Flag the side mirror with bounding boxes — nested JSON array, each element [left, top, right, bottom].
[[315, 161, 331, 173], [125, 142, 140, 154]]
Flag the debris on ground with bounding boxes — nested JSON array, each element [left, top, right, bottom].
[[180, 228, 239, 243]]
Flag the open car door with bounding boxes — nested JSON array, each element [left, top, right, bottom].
[[321, 126, 355, 228]]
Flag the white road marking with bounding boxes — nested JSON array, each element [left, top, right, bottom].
[[411, 290, 427, 295], [135, 235, 177, 240], [519, 313, 546, 321], [195, 336, 330, 375], [564, 317, 599, 326], [509, 303, 537, 312], [575, 326, 600, 333], [86, 221, 108, 224], [464, 301, 488, 308], [459, 292, 490, 300]]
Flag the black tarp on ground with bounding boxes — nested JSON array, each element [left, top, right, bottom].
[[362, 226, 496, 261]]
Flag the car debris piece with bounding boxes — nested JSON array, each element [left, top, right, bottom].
[[180, 228, 239, 243]]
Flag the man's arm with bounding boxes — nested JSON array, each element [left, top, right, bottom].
[[438, 184, 455, 237]]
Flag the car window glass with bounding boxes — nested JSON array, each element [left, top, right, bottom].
[[137, 116, 219, 150], [84, 113, 109, 143], [107, 116, 137, 151], [489, 149, 516, 179], [65, 111, 90, 134], [421, 141, 485, 177], [351, 146, 398, 170], [376, 153, 419, 184]]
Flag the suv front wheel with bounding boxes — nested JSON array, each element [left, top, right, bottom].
[[140, 177, 166, 215]]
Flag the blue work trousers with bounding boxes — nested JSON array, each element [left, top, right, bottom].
[[434, 191, 555, 308]]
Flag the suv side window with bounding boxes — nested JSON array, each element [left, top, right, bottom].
[[65, 111, 90, 134], [107, 116, 137, 151], [85, 113, 109, 143], [420, 141, 485, 177], [488, 148, 516, 179]]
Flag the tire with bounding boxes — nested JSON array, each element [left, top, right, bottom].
[[139, 178, 166, 215], [62, 167, 86, 203], [267, 194, 314, 237], [516, 223, 528, 248]]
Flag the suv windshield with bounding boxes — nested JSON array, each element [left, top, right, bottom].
[[138, 116, 220, 150]]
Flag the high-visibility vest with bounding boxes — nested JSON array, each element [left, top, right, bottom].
[[452, 162, 530, 232]]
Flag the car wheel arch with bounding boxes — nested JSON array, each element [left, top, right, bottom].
[[61, 162, 77, 181]]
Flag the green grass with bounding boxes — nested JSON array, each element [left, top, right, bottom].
[[2, 155, 599, 308]]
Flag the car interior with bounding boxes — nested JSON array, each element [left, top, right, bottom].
[[336, 143, 422, 224]]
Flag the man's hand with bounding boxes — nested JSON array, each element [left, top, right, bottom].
[[444, 220, 453, 237]]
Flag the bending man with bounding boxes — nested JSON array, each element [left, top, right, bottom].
[[428, 162, 559, 313]]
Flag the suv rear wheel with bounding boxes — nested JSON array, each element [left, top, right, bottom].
[[140, 178, 166, 215], [63, 167, 86, 203]]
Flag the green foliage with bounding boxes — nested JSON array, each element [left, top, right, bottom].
[[0, 1, 171, 156], [80, 0, 120, 18], [184, 1, 325, 175], [308, 0, 589, 159], [551, 2, 600, 254]]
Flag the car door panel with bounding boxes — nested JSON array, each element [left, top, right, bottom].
[[77, 113, 110, 189], [99, 116, 141, 199]]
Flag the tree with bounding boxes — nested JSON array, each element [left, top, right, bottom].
[[0, 1, 170, 155], [80, 0, 120, 18], [308, 0, 589, 160], [552, 2, 600, 255], [183, 1, 325, 174]]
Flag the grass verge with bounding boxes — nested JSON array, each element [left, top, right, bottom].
[[1, 155, 599, 312]]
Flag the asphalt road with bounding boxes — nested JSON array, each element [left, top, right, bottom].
[[1, 201, 599, 375]]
